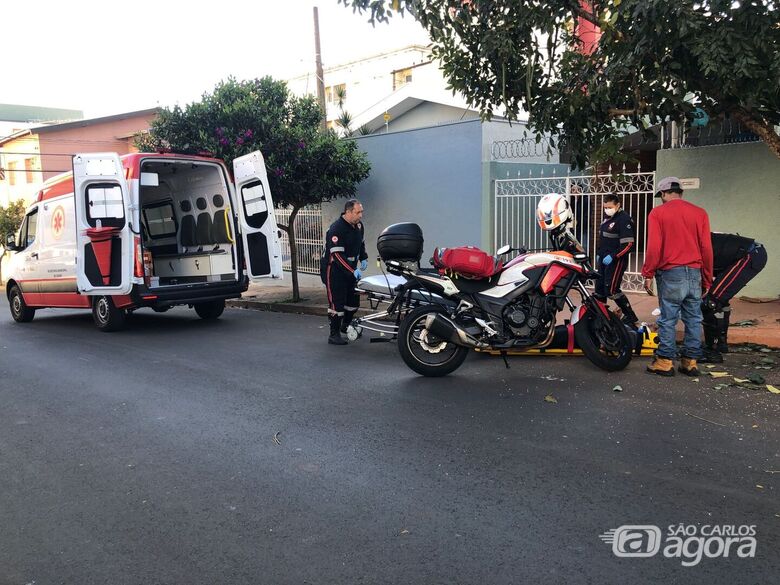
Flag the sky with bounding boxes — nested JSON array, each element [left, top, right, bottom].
[[2, 0, 430, 118]]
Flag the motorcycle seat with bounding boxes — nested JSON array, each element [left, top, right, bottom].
[[451, 275, 499, 293]]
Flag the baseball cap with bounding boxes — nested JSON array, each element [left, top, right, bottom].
[[656, 176, 682, 197]]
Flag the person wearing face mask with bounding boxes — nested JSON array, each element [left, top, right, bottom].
[[595, 194, 639, 327], [320, 199, 368, 345], [642, 177, 713, 377]]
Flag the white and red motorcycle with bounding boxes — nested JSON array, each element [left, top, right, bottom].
[[376, 195, 633, 377]]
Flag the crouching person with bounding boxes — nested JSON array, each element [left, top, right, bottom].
[[320, 199, 368, 345], [700, 232, 768, 362]]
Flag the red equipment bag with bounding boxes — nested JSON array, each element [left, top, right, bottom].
[[432, 246, 501, 278]]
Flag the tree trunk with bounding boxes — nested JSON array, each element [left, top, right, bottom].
[[287, 205, 302, 303], [732, 111, 780, 160]]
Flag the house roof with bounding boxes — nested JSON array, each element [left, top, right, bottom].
[[0, 107, 160, 146], [0, 103, 83, 124]]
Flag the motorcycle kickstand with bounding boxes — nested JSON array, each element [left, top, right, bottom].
[[500, 351, 510, 369]]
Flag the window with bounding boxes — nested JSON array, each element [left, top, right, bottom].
[[394, 68, 413, 89], [85, 183, 125, 228], [241, 180, 268, 229], [325, 83, 346, 105], [143, 202, 177, 239], [8, 161, 17, 186], [16, 208, 38, 250], [25, 158, 35, 183]]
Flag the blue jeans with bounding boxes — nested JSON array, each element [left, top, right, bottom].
[[655, 267, 703, 360]]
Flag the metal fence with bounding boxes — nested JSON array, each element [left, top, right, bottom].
[[274, 206, 324, 274], [494, 170, 656, 292]]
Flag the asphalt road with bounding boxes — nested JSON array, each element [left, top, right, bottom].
[[0, 300, 778, 585]]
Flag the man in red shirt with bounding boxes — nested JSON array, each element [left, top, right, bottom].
[[642, 177, 714, 377]]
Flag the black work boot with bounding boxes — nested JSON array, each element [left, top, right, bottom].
[[716, 308, 730, 354], [341, 310, 356, 334], [328, 315, 348, 345], [614, 293, 639, 328]]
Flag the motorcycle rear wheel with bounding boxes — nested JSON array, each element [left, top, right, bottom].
[[574, 308, 632, 371], [398, 305, 470, 377]]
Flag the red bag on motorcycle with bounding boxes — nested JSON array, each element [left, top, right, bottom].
[[432, 246, 502, 278]]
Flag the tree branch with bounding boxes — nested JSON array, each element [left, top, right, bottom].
[[732, 111, 780, 160]]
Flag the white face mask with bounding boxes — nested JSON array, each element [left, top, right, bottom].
[[604, 207, 617, 217]]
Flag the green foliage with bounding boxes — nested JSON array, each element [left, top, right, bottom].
[[0, 200, 26, 243], [341, 0, 780, 166], [135, 77, 371, 210]]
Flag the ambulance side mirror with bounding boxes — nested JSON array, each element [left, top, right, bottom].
[[5, 234, 17, 251]]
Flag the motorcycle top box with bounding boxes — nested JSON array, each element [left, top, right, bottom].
[[377, 222, 424, 262]]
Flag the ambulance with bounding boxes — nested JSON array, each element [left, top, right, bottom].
[[4, 150, 282, 331]]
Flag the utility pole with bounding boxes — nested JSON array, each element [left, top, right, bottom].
[[313, 6, 327, 132]]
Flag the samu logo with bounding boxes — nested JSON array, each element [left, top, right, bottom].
[[600, 525, 661, 557]]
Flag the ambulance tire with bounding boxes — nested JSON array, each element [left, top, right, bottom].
[[194, 299, 225, 320], [9, 284, 35, 323], [92, 295, 127, 332]]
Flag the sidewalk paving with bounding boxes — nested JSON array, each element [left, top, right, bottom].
[[228, 281, 780, 348]]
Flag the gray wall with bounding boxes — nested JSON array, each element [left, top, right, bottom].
[[384, 102, 481, 133], [657, 142, 780, 298], [323, 120, 483, 274]]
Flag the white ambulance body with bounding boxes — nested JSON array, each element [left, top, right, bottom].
[[4, 151, 282, 331]]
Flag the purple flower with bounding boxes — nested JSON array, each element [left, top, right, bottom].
[[273, 167, 284, 177], [219, 137, 230, 147], [215, 126, 224, 136], [236, 137, 244, 146], [297, 140, 306, 149], [244, 129, 253, 139]]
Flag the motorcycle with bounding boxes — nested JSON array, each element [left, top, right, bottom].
[[380, 226, 633, 377]]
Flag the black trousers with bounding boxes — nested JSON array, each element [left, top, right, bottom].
[[325, 264, 359, 316], [706, 246, 767, 308], [595, 254, 629, 298]]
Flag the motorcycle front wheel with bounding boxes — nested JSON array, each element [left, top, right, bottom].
[[574, 307, 632, 371], [398, 305, 470, 377]]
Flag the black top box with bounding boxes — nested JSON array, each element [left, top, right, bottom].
[[377, 222, 424, 262]]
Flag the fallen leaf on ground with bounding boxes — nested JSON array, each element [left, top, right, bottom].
[[709, 372, 730, 378], [713, 384, 730, 391], [544, 395, 558, 403], [706, 365, 717, 369], [733, 319, 758, 327], [767, 385, 780, 395], [400, 529, 410, 535], [273, 432, 282, 446], [613, 385, 623, 392], [756, 485, 764, 489], [733, 378, 749, 383], [748, 373, 766, 384], [759, 348, 773, 353]]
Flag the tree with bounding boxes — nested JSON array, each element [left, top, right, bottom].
[[136, 77, 370, 302], [341, 0, 780, 166], [0, 200, 26, 284]]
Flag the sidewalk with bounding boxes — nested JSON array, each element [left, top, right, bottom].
[[228, 282, 780, 348]]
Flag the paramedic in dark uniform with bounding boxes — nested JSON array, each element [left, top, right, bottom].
[[320, 199, 368, 345], [700, 232, 768, 362], [595, 194, 639, 327]]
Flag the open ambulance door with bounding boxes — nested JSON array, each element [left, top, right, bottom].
[[233, 151, 283, 281], [72, 153, 134, 295]]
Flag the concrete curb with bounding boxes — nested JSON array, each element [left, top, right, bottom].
[[227, 299, 372, 319]]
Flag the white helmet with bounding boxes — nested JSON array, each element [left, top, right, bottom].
[[536, 193, 573, 231]]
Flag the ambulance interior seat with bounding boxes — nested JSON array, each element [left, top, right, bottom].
[[195, 197, 214, 249], [211, 194, 230, 250], [179, 199, 199, 252]]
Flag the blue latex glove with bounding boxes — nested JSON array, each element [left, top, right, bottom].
[[360, 259, 368, 271], [602, 254, 613, 266], [354, 268, 362, 280]]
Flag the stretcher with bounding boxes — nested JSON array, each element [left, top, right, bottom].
[[348, 274, 452, 342]]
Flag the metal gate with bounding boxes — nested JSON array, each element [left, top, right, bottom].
[[274, 206, 324, 275], [494, 170, 656, 292]]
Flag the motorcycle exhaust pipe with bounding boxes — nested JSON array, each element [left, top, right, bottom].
[[424, 313, 487, 349]]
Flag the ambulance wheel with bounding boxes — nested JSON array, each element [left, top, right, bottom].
[[9, 285, 35, 323], [92, 295, 127, 332], [194, 299, 225, 320]]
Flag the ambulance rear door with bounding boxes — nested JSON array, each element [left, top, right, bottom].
[[232, 151, 283, 281], [72, 153, 134, 294]]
